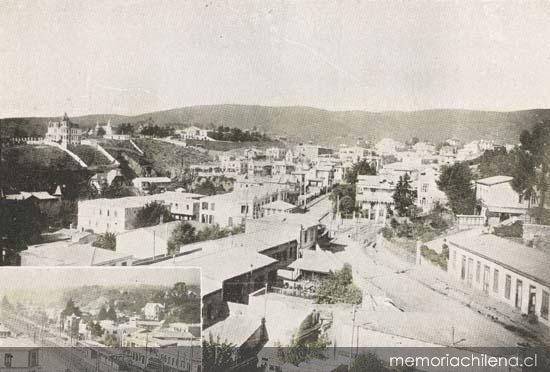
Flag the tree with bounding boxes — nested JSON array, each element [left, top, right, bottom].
[[164, 282, 201, 324], [98, 305, 108, 321], [61, 298, 82, 317], [106, 302, 117, 321], [331, 184, 356, 217], [202, 334, 237, 372], [277, 312, 328, 367], [134, 202, 173, 228], [103, 334, 119, 347], [93, 232, 117, 251], [97, 127, 106, 136], [1, 296, 13, 312], [167, 222, 197, 255], [316, 264, 362, 305], [345, 160, 377, 184], [437, 163, 476, 215], [513, 121, 550, 221], [88, 321, 104, 338], [393, 173, 416, 217]]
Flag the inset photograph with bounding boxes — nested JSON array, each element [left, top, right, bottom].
[[0, 266, 201, 372]]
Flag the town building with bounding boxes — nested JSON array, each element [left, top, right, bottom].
[[143, 303, 165, 321], [356, 174, 398, 222], [198, 185, 290, 227], [266, 147, 284, 161], [475, 175, 534, 224], [416, 167, 447, 212], [447, 229, 550, 327], [261, 200, 296, 215], [132, 177, 172, 193], [77, 195, 160, 233], [0, 326, 40, 371], [176, 126, 211, 141], [160, 192, 205, 221], [44, 113, 82, 146]]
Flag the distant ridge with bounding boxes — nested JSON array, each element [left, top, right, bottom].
[[3, 105, 550, 145]]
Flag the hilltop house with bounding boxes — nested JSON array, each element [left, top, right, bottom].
[[45, 113, 82, 146]]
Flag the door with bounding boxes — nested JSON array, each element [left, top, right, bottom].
[[528, 285, 537, 315], [515, 279, 523, 310]]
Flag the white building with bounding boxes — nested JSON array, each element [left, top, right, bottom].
[[160, 192, 205, 221], [338, 145, 368, 163], [143, 303, 165, 321], [198, 185, 290, 228], [132, 177, 172, 193], [447, 229, 550, 327], [475, 175, 534, 224], [177, 126, 211, 141], [115, 221, 183, 259], [77, 195, 160, 233], [375, 138, 405, 156], [356, 174, 397, 222], [45, 113, 82, 146], [416, 167, 447, 212], [266, 147, 284, 161]]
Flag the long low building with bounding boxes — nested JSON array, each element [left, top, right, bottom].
[[447, 229, 550, 327]]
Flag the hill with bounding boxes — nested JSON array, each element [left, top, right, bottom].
[[3, 106, 550, 145]]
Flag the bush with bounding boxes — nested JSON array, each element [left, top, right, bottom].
[[420, 245, 448, 270], [381, 227, 394, 240], [493, 221, 523, 238]]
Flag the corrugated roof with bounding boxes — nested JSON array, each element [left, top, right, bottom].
[[448, 230, 550, 286]]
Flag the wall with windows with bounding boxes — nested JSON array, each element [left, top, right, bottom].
[[448, 244, 550, 326]]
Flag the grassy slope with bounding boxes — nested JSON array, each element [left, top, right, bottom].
[[68, 145, 112, 167], [133, 138, 211, 177], [4, 106, 550, 145]]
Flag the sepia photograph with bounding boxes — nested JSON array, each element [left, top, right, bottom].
[[0, 267, 201, 371], [1, 1, 550, 371]]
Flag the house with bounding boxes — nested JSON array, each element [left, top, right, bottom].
[[447, 229, 550, 327], [198, 185, 290, 227], [338, 145, 368, 163], [261, 200, 296, 216], [5, 191, 60, 214], [204, 316, 268, 371], [282, 247, 343, 285], [266, 147, 284, 161], [375, 138, 405, 156], [44, 113, 81, 146], [475, 175, 534, 224], [416, 167, 447, 212], [0, 328, 40, 371], [246, 213, 321, 250], [77, 195, 160, 233], [176, 126, 210, 141], [143, 303, 165, 321], [132, 177, 172, 193], [159, 192, 205, 221], [356, 174, 398, 222]]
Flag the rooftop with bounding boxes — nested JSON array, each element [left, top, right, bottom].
[[205, 314, 263, 346], [476, 175, 514, 186], [357, 175, 398, 188], [253, 213, 321, 229], [262, 200, 296, 211], [21, 241, 132, 266], [201, 184, 287, 203], [448, 229, 550, 286], [153, 245, 277, 283], [288, 248, 343, 274]]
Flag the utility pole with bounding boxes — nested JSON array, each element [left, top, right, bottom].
[[348, 304, 357, 371]]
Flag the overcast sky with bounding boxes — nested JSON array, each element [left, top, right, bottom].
[[0, 267, 200, 290], [1, 0, 550, 117]]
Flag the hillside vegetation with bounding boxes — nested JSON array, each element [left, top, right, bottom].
[[4, 106, 550, 145]]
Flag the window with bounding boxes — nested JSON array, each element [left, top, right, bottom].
[[4, 353, 13, 367], [493, 269, 499, 293], [542, 291, 549, 320], [99, 208, 102, 215], [467, 258, 473, 286], [515, 279, 523, 309], [202, 202, 208, 210], [476, 261, 481, 283], [421, 183, 429, 192], [483, 265, 490, 294], [505, 275, 511, 299], [460, 255, 466, 280], [114, 210, 117, 218], [107, 209, 110, 217], [211, 203, 215, 211]]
